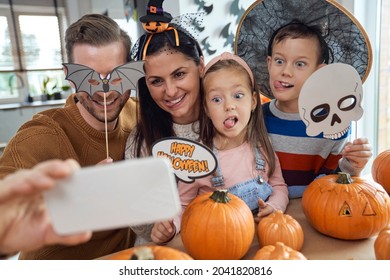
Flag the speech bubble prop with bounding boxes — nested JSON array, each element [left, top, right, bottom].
[[152, 137, 217, 183], [298, 63, 363, 140]]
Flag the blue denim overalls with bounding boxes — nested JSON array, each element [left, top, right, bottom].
[[210, 145, 273, 213]]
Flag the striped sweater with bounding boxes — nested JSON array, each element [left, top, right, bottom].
[[263, 100, 356, 187]]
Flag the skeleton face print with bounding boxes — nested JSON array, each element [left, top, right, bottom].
[[298, 63, 363, 140]]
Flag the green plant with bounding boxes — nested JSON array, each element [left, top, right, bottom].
[[41, 76, 57, 95]]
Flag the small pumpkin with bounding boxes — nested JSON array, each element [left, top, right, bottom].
[[302, 172, 390, 240], [257, 210, 304, 251], [372, 149, 390, 194], [374, 227, 390, 260], [142, 21, 170, 34], [253, 242, 307, 260], [181, 189, 255, 260], [99, 245, 193, 260]]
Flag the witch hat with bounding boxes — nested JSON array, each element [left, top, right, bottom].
[[234, 0, 372, 99], [140, 0, 173, 23]]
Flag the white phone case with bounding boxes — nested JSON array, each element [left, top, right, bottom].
[[44, 157, 180, 235]]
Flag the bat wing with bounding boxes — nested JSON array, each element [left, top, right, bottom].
[[108, 61, 145, 95], [63, 63, 103, 95], [220, 23, 231, 38], [171, 12, 206, 39]]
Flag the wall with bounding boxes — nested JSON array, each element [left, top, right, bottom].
[[65, 0, 255, 63], [163, 0, 254, 63]]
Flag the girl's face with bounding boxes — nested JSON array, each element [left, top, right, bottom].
[[203, 67, 257, 148], [144, 50, 204, 124], [267, 37, 323, 113]]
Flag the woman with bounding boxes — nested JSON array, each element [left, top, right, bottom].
[[126, 25, 204, 158], [125, 23, 205, 245]]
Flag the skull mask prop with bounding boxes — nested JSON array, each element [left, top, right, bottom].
[[299, 63, 363, 140]]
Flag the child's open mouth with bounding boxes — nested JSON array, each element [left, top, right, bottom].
[[224, 116, 238, 129], [281, 81, 294, 88]]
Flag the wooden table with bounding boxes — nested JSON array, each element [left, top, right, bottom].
[[167, 198, 376, 260]]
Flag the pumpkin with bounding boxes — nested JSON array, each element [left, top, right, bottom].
[[181, 189, 255, 260], [372, 149, 390, 194], [302, 172, 390, 240], [253, 242, 307, 260], [257, 210, 304, 251], [99, 245, 193, 260], [142, 21, 169, 33], [374, 227, 390, 260]]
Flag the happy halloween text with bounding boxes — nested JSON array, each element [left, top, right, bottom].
[[156, 142, 209, 173]]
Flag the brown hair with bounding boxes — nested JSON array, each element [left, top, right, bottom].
[[201, 59, 277, 176], [65, 14, 132, 62], [268, 20, 331, 65], [130, 26, 203, 157]]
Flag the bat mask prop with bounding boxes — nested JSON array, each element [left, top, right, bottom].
[[63, 60, 145, 159], [63, 61, 145, 97]]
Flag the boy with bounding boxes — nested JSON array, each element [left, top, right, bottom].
[[235, 0, 373, 198]]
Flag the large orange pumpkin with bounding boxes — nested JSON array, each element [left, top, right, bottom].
[[374, 227, 390, 260], [372, 149, 390, 194], [257, 210, 304, 251], [253, 242, 307, 260], [181, 189, 255, 260], [99, 245, 193, 260], [302, 172, 390, 240]]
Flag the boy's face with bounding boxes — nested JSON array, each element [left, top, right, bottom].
[[267, 37, 323, 113]]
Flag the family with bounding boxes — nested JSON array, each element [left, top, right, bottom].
[[0, 0, 373, 260]]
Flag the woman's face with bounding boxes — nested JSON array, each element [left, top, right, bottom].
[[144, 49, 204, 124]]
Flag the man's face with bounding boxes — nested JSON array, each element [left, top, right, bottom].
[[70, 42, 129, 128]]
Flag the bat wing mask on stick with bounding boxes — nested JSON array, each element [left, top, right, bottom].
[[63, 61, 145, 96]]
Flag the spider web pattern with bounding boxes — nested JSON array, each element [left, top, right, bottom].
[[235, 0, 371, 99], [171, 12, 206, 41]]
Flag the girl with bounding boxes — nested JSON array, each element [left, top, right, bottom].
[[177, 52, 288, 225]]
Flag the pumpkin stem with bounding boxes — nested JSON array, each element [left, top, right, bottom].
[[336, 172, 353, 184], [273, 210, 285, 222], [273, 242, 289, 259], [209, 189, 231, 203], [130, 247, 154, 260]]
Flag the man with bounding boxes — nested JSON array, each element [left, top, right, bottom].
[[0, 14, 138, 259], [0, 160, 92, 259]]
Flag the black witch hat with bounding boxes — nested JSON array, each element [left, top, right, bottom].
[[140, 0, 173, 23], [234, 0, 372, 99]]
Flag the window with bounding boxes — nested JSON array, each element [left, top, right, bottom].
[[378, 0, 390, 153], [0, 0, 67, 104], [337, 1, 379, 173]]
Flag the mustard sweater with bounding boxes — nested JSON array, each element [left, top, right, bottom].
[[0, 94, 138, 259]]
